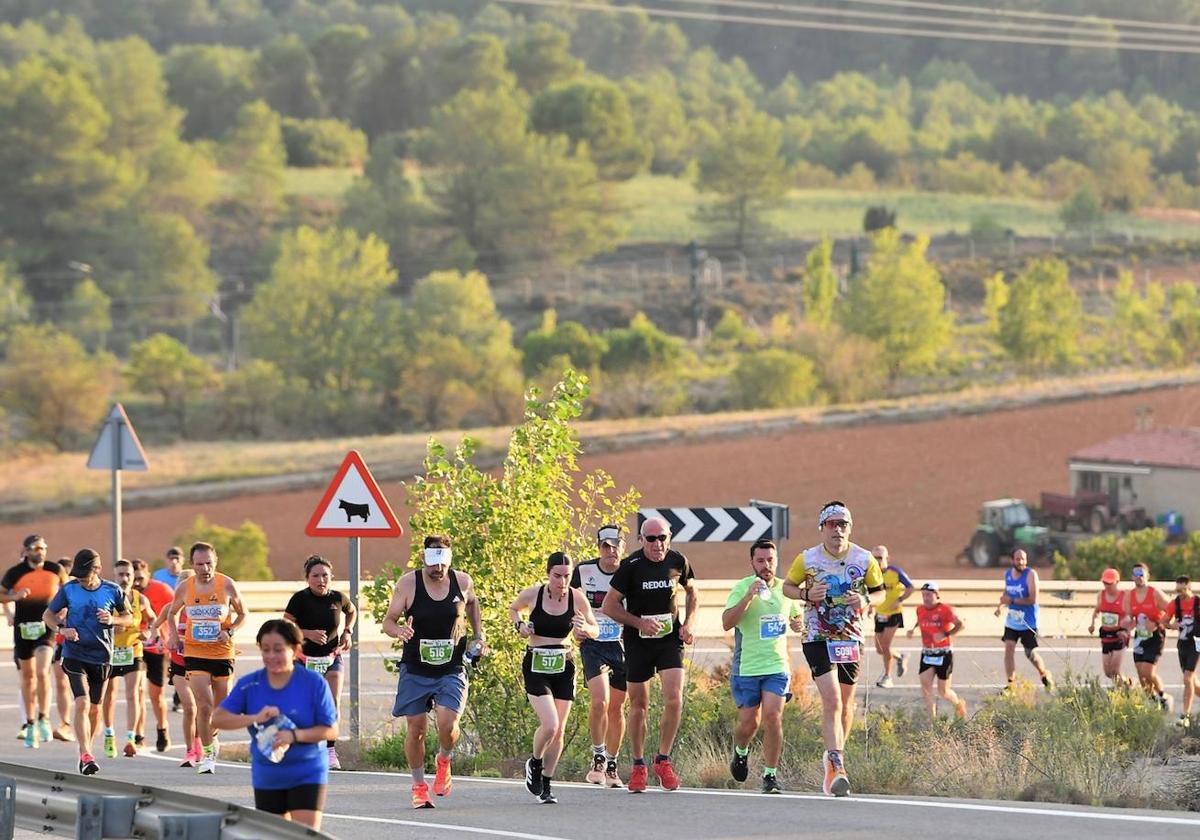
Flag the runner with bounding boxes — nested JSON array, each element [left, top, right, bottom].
[[1122, 562, 1170, 710], [783, 501, 883, 797], [152, 546, 184, 590], [156, 542, 247, 774], [906, 582, 968, 720], [601, 517, 697, 794], [283, 554, 357, 770], [1, 535, 66, 748], [132, 559, 175, 751], [570, 525, 628, 788], [993, 549, 1055, 694], [213, 619, 337, 829], [722, 538, 802, 794], [510, 552, 599, 804], [165, 569, 201, 767], [381, 535, 485, 810], [43, 549, 132, 775], [1164, 575, 1200, 726], [100, 560, 156, 758], [1087, 567, 1130, 688], [871, 545, 912, 688]]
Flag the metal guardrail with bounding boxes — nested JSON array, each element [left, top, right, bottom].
[[0, 762, 335, 840]]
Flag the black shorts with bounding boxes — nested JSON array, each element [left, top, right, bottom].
[[918, 649, 954, 681], [110, 658, 143, 679], [624, 637, 684, 684], [1178, 641, 1200, 674], [13, 629, 53, 661], [1132, 632, 1165, 664], [580, 641, 627, 692], [169, 660, 188, 685], [52, 643, 63, 665], [254, 783, 326, 815], [1002, 627, 1039, 651], [874, 613, 904, 632], [1100, 631, 1127, 655], [184, 657, 235, 679], [62, 658, 111, 705], [143, 651, 166, 687], [521, 649, 576, 701], [802, 641, 861, 686]]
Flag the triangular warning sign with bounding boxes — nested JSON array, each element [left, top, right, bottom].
[[305, 450, 403, 538], [86, 403, 149, 471]]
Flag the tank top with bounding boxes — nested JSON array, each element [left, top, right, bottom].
[[1128, 586, 1164, 639], [401, 570, 467, 677], [113, 590, 143, 659], [1097, 589, 1125, 637], [181, 573, 235, 660], [1003, 568, 1038, 631], [528, 585, 576, 641]]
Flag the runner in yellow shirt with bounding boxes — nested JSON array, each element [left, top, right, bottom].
[[871, 545, 913, 688]]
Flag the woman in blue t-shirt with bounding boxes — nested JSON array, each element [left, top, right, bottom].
[[212, 619, 337, 828]]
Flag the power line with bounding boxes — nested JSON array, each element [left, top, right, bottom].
[[492, 0, 1200, 53], [835, 0, 1200, 36]]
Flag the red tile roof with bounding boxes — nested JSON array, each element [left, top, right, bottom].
[[1070, 428, 1200, 470]]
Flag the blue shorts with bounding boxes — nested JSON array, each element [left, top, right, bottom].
[[731, 672, 791, 709], [392, 664, 469, 718]]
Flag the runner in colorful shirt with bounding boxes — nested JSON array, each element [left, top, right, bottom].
[[1122, 561, 1171, 711], [906, 582, 967, 720], [871, 545, 913, 689], [1162, 574, 1198, 724], [100, 559, 157, 758], [722, 538, 802, 794], [782, 501, 884, 798], [993, 549, 1054, 694], [1088, 567, 1130, 689]]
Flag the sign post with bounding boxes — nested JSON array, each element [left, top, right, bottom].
[[305, 451, 403, 744], [85, 404, 149, 566]]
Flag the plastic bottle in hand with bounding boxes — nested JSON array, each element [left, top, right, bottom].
[[254, 714, 296, 764], [757, 578, 772, 601], [464, 640, 484, 666]]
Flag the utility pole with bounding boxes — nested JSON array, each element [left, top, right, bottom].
[[687, 240, 706, 341]]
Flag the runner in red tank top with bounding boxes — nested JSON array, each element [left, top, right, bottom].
[[1121, 562, 1171, 710], [1088, 568, 1130, 688], [1163, 575, 1200, 725]]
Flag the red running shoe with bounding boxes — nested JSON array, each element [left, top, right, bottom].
[[411, 782, 434, 809], [628, 763, 648, 793], [653, 756, 680, 791], [433, 754, 453, 797]]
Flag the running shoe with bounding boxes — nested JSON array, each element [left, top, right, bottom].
[[196, 754, 215, 775], [1041, 673, 1055, 693], [875, 674, 894, 689], [539, 778, 557, 805], [179, 749, 198, 768], [103, 733, 116, 758], [1161, 693, 1175, 713], [761, 772, 782, 794], [729, 750, 749, 782], [79, 755, 99, 776], [24, 724, 37, 749], [1175, 714, 1191, 728], [156, 729, 169, 753], [433, 754, 452, 797], [411, 782, 434, 809], [53, 723, 74, 742], [628, 763, 648, 793], [328, 746, 341, 770], [35, 719, 51, 743], [822, 750, 850, 798], [652, 756, 680, 791], [123, 739, 136, 758], [16, 724, 27, 741], [134, 734, 145, 747], [586, 752, 606, 784], [524, 757, 542, 796], [604, 760, 623, 788], [896, 653, 908, 678], [955, 698, 968, 719]]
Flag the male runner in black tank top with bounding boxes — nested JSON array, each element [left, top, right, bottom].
[[382, 535, 485, 810]]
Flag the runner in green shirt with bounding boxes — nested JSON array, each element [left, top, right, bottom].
[[722, 539, 802, 794]]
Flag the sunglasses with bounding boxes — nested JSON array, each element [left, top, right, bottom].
[[1132, 569, 1146, 578], [823, 520, 850, 531], [643, 534, 669, 543]]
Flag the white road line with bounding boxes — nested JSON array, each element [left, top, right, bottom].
[[323, 814, 573, 839]]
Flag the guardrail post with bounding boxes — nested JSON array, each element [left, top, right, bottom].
[[0, 779, 13, 840], [157, 812, 224, 840], [76, 794, 139, 840], [76, 795, 103, 840]]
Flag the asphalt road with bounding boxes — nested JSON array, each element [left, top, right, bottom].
[[2, 640, 1199, 840]]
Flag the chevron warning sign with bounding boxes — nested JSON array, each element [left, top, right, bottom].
[[638, 506, 779, 543]]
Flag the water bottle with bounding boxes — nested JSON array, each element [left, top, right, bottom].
[[757, 579, 772, 601], [254, 714, 296, 764], [464, 640, 484, 666]]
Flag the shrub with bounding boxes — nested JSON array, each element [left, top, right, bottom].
[[731, 348, 819, 409], [281, 117, 368, 167], [863, 205, 896, 232], [1055, 528, 1200, 582], [174, 515, 272, 580]]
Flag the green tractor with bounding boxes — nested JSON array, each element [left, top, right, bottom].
[[966, 498, 1064, 568]]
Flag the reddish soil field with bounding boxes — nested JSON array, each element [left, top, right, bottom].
[[4, 385, 1199, 584]]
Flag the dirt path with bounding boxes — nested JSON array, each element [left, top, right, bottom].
[[4, 385, 1198, 583]]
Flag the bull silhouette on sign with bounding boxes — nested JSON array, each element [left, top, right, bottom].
[[338, 499, 370, 523]]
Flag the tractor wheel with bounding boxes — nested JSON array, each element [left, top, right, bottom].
[[1089, 508, 1107, 535], [969, 532, 1000, 568]]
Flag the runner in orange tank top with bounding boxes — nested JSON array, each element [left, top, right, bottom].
[[1121, 562, 1171, 710], [1088, 568, 1130, 688]]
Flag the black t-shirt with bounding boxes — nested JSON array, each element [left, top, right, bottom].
[[284, 588, 346, 657], [2, 559, 63, 624], [609, 548, 694, 644]]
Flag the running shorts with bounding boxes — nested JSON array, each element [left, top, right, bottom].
[[13, 627, 53, 661], [521, 648, 576, 701], [1178, 640, 1199, 674], [184, 657, 236, 679], [254, 783, 326, 814], [1002, 627, 1039, 651], [623, 637, 684, 684], [730, 672, 790, 708], [143, 651, 166, 687], [110, 657, 143, 679], [62, 658, 111, 705], [392, 664, 468, 717], [579, 641, 627, 692], [802, 641, 860, 686], [873, 613, 904, 632], [917, 649, 954, 681], [1132, 632, 1164, 664]]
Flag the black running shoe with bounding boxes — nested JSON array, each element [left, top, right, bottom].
[[539, 777, 557, 804], [80, 757, 99, 776], [761, 773, 782, 794], [156, 728, 169, 753], [730, 750, 749, 782], [524, 757, 542, 796]]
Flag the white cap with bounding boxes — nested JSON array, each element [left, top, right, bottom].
[[597, 526, 623, 546], [423, 547, 452, 567]]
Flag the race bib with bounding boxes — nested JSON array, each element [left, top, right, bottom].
[[190, 621, 221, 642], [1193, 637, 1200, 653], [826, 640, 860, 664], [639, 613, 673, 640], [1006, 609, 1026, 627], [305, 655, 334, 674], [922, 652, 945, 667], [530, 647, 567, 674], [111, 646, 134, 667], [1100, 613, 1119, 628], [18, 621, 46, 641], [1134, 626, 1153, 640], [596, 616, 622, 643], [759, 614, 786, 640], [419, 638, 453, 666]]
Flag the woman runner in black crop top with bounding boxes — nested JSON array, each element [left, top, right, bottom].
[[509, 552, 599, 804]]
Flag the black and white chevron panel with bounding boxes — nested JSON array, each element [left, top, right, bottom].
[[638, 506, 776, 542]]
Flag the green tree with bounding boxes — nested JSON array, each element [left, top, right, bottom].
[[732, 349, 818, 409], [363, 370, 639, 758], [281, 118, 368, 167], [1166, 283, 1200, 364], [622, 70, 691, 174], [311, 25, 370, 122], [802, 236, 838, 329], [841, 229, 952, 378], [982, 271, 1009, 336], [61, 278, 112, 351], [164, 45, 256, 140], [998, 258, 1082, 371], [695, 110, 789, 250], [530, 76, 649, 180], [0, 324, 117, 449], [0, 262, 31, 349], [255, 34, 324, 119], [520, 310, 607, 378], [127, 333, 219, 437], [1108, 271, 1167, 365], [221, 100, 286, 218], [1060, 186, 1105, 230], [219, 359, 288, 438], [506, 22, 583, 94], [598, 312, 688, 417], [176, 516, 272, 581], [243, 226, 397, 396], [432, 33, 515, 102]]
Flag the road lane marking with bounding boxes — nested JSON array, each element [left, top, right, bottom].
[[324, 814, 572, 839]]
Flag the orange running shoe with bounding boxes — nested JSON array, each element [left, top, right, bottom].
[[955, 698, 968, 719], [433, 754, 453, 797], [822, 750, 850, 797], [411, 782, 434, 809], [627, 762, 648, 793], [652, 756, 680, 791]]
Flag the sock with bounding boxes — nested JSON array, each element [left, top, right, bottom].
[[655, 753, 669, 764], [202, 742, 213, 756], [735, 745, 749, 757], [633, 757, 646, 766], [412, 768, 425, 784], [37, 713, 47, 720], [437, 748, 453, 760], [530, 755, 543, 767], [104, 727, 114, 737], [327, 739, 336, 748], [763, 766, 777, 776], [605, 750, 617, 761], [127, 730, 135, 741], [592, 744, 605, 756]]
